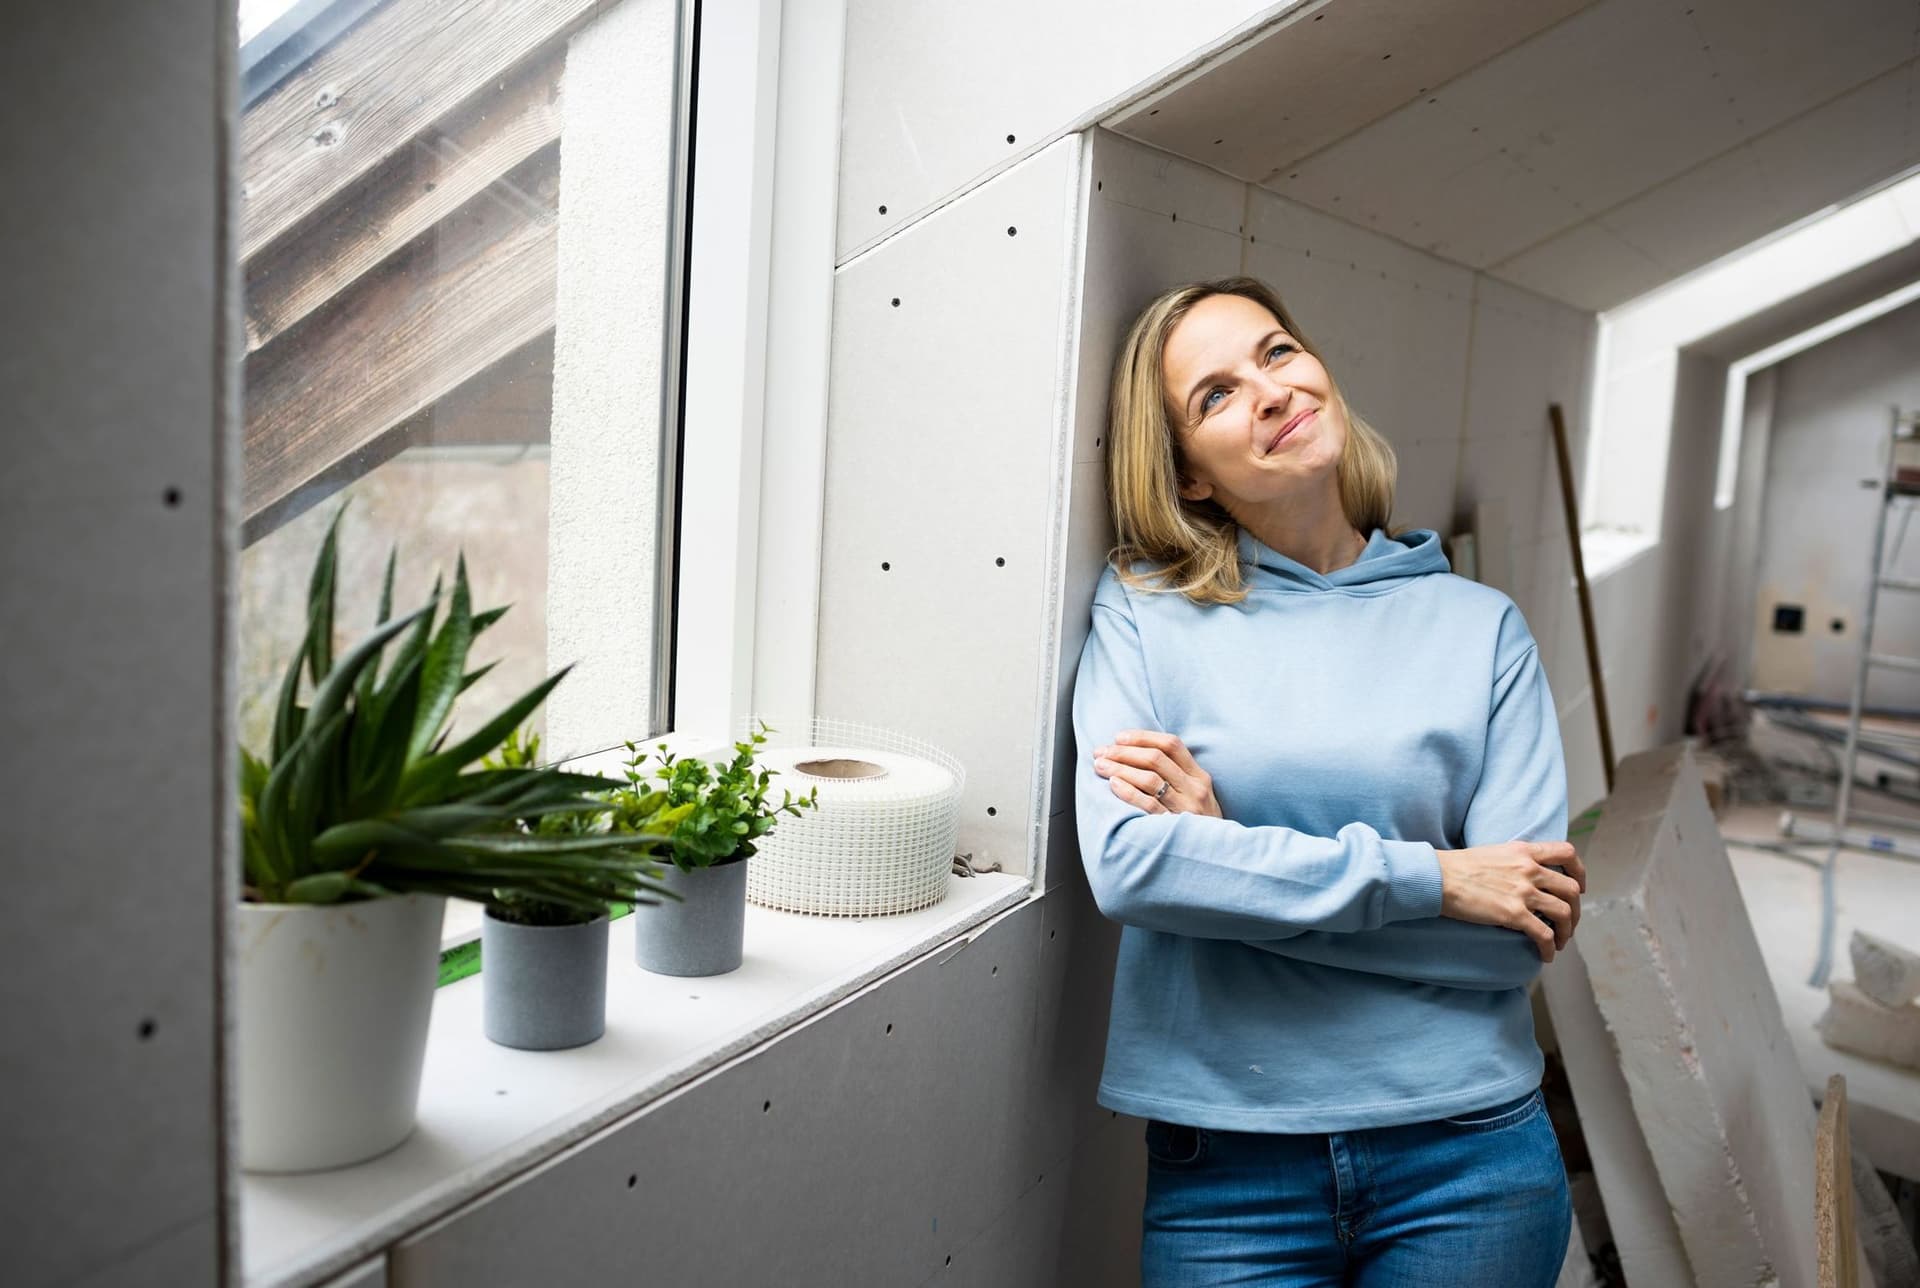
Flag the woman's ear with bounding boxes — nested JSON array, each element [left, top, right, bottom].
[[1177, 475, 1213, 502]]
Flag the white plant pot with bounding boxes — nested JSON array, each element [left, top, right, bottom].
[[235, 894, 445, 1173]]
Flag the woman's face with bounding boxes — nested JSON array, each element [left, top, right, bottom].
[[1160, 292, 1347, 514]]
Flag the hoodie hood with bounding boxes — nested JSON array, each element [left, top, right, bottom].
[[1237, 526, 1450, 595]]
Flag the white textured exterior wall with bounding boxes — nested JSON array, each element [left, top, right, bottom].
[[545, 0, 679, 758]]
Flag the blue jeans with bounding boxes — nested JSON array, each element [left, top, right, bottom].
[[1140, 1088, 1572, 1287]]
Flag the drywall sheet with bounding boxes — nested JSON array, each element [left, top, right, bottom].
[[816, 138, 1082, 876], [1538, 938, 1695, 1286], [391, 895, 1129, 1285], [318, 1256, 387, 1288], [836, 0, 1296, 261], [1110, 0, 1590, 190], [1582, 743, 1822, 1287], [0, 0, 227, 1283]]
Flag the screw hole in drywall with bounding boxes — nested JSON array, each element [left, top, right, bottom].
[[137, 1019, 156, 1041], [1381, 52, 1391, 60], [763, 1100, 772, 1113], [881, 561, 891, 571], [991, 965, 999, 976], [164, 488, 182, 507], [946, 1256, 954, 1267], [627, 1174, 638, 1189], [995, 556, 1005, 567], [1049, 929, 1057, 940], [1007, 226, 1018, 236], [1170, 212, 1177, 222], [1096, 180, 1103, 191], [879, 204, 888, 214], [1006, 134, 1016, 144], [886, 1022, 894, 1035], [986, 806, 997, 817], [1095, 437, 1102, 447], [891, 297, 900, 307], [1149, 108, 1159, 116], [495, 1089, 507, 1096]]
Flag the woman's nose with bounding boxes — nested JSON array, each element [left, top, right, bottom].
[[1252, 372, 1292, 416]]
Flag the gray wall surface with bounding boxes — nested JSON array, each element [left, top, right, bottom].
[[0, 1, 233, 1284], [1747, 300, 1920, 706]]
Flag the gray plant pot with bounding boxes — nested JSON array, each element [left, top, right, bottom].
[[482, 910, 610, 1050], [633, 859, 748, 977]]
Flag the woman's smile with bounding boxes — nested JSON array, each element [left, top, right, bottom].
[[1264, 407, 1316, 456]]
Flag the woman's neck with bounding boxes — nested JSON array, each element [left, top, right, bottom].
[[1234, 487, 1367, 575]]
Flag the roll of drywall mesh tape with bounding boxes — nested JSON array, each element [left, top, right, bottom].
[[743, 719, 965, 917]]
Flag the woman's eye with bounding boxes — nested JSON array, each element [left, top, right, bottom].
[[1267, 343, 1295, 362], [1201, 388, 1227, 412]]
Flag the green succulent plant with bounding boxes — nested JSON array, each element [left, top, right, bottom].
[[238, 508, 675, 916]]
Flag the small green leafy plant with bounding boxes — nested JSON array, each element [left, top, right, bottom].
[[611, 723, 819, 872], [238, 508, 674, 917]]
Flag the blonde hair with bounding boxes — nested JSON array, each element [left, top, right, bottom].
[[1106, 276, 1397, 606]]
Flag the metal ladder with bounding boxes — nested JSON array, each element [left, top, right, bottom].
[[1799, 406, 1920, 984]]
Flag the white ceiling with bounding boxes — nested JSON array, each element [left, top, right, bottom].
[[1110, 0, 1920, 311]]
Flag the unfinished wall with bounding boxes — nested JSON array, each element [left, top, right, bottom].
[[0, 0, 232, 1282], [1747, 300, 1920, 705]]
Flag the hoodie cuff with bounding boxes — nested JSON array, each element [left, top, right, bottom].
[[1379, 840, 1445, 924]]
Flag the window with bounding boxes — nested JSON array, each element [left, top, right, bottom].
[[236, 0, 689, 941]]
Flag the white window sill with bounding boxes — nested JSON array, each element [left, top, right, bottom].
[[1579, 528, 1659, 582], [241, 870, 1033, 1287]]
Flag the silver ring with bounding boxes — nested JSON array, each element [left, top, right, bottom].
[[1155, 779, 1172, 801]]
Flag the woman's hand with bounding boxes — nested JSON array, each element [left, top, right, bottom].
[[1434, 841, 1586, 961], [1091, 730, 1223, 818]]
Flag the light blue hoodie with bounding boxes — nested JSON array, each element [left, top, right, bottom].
[[1071, 526, 1566, 1132]]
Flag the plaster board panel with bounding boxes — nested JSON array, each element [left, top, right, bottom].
[[1456, 436, 1548, 575], [1491, 219, 1668, 314], [1076, 133, 1247, 466], [1741, 58, 1920, 231], [1686, 0, 1920, 142], [1580, 745, 1823, 1286], [318, 1256, 387, 1288], [1537, 932, 1695, 1286], [950, 1111, 1145, 1288], [817, 140, 1081, 875], [394, 904, 1047, 1287], [1, 1, 227, 1283], [1109, 0, 1595, 188], [836, 0, 1296, 261], [1021, 859, 1127, 1187], [1050, 459, 1117, 838]]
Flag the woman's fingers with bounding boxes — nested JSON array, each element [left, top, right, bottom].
[[1106, 774, 1167, 814], [1097, 740, 1179, 783], [1112, 729, 1204, 778], [1098, 757, 1170, 800], [1536, 868, 1582, 909], [1530, 892, 1576, 949]]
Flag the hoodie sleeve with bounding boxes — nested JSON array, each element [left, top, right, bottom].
[[1239, 606, 1567, 989], [1072, 588, 1445, 938]]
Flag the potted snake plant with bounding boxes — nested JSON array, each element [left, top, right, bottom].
[[626, 725, 818, 977], [236, 509, 671, 1173]]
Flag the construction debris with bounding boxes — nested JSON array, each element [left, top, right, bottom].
[[1817, 1075, 1859, 1288], [1820, 981, 1920, 1072], [1854, 931, 1920, 1009], [1571, 743, 1822, 1287]]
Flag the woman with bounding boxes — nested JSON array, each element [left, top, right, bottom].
[[1072, 277, 1585, 1287]]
